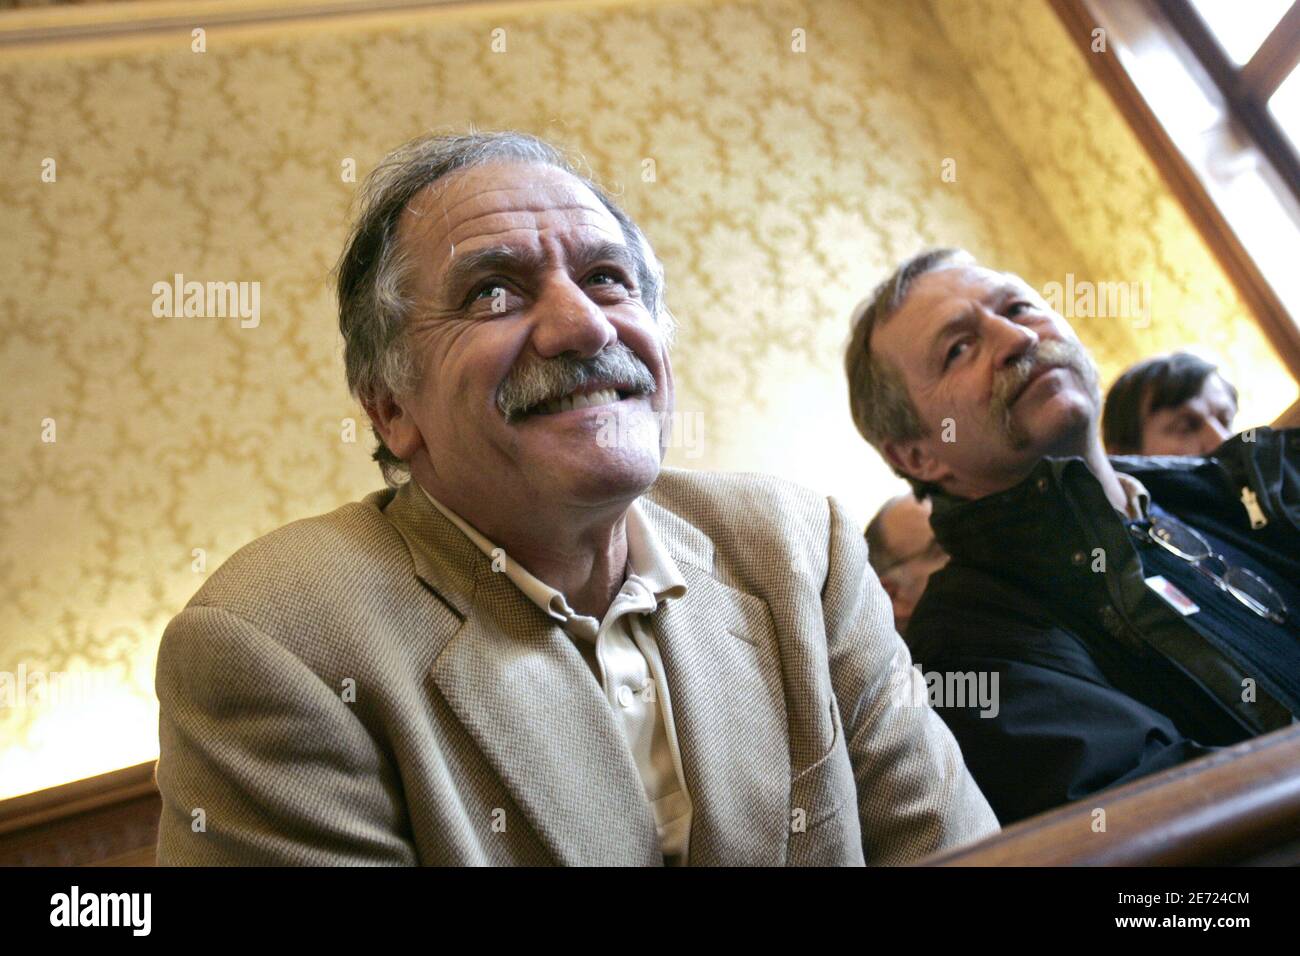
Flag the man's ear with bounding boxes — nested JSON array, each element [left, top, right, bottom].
[[656, 349, 676, 460], [364, 392, 423, 461], [881, 436, 951, 488]]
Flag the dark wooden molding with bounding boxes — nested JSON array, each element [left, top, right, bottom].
[[8, 724, 1300, 866], [0, 0, 522, 49], [0, 760, 157, 835], [920, 723, 1300, 866], [1050, 0, 1300, 386], [0, 761, 159, 866]]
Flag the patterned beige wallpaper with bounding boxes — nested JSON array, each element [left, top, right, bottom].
[[0, 0, 1293, 797]]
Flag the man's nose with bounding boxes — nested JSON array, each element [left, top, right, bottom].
[[987, 311, 1039, 368], [530, 275, 617, 360], [1197, 416, 1233, 454]]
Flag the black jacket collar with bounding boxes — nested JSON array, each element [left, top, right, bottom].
[[927, 427, 1296, 579]]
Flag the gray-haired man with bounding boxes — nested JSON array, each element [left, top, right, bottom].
[[154, 132, 997, 866]]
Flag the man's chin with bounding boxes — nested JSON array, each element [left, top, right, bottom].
[[530, 443, 663, 505], [1014, 398, 1096, 459], [503, 398, 668, 500], [570, 466, 661, 508]]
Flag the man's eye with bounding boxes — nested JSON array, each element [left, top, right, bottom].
[[943, 340, 969, 369], [1005, 301, 1034, 317], [586, 270, 626, 287], [465, 282, 515, 311]]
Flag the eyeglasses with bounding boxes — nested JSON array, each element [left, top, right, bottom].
[[1143, 514, 1288, 625]]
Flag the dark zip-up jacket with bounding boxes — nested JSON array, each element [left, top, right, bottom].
[[906, 427, 1300, 825]]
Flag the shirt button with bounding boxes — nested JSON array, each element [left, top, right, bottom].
[[1071, 550, 1086, 566], [1036, 477, 1049, 492], [616, 685, 635, 708]]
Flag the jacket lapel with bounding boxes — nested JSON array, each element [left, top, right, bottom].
[[384, 481, 661, 866], [639, 500, 792, 866]]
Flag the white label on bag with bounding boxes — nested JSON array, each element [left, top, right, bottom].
[[1145, 575, 1200, 616]]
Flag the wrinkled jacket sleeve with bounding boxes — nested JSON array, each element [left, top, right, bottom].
[[821, 496, 1000, 863], [920, 643, 1218, 825], [155, 604, 418, 865]]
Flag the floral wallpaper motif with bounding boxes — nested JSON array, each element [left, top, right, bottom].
[[0, 0, 1292, 797]]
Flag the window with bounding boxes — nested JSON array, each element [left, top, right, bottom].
[[1187, 0, 1292, 65], [1162, 0, 1300, 201], [1052, 0, 1300, 420], [1271, 56, 1300, 148]]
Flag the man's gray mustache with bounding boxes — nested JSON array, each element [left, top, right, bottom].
[[991, 340, 1091, 413], [497, 343, 657, 422]]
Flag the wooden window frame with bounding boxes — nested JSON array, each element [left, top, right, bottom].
[[1052, 0, 1300, 427], [1159, 0, 1300, 203]]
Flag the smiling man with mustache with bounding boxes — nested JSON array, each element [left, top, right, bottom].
[[153, 133, 998, 866], [846, 249, 1300, 825]]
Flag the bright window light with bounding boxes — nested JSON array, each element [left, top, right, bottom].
[[1189, 0, 1294, 64], [1271, 67, 1300, 150]]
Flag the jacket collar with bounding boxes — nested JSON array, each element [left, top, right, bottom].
[[928, 456, 1131, 604], [381, 478, 482, 619], [929, 428, 1292, 568], [377, 472, 790, 866], [1110, 427, 1296, 536], [383, 475, 709, 617], [928, 456, 1080, 552], [929, 454, 1180, 558], [412, 481, 688, 631]]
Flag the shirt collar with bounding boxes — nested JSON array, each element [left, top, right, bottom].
[[416, 483, 687, 631], [1115, 471, 1151, 522], [624, 501, 688, 602]]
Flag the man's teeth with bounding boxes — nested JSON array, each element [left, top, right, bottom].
[[536, 387, 622, 416]]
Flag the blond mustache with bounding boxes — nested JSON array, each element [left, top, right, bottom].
[[990, 340, 1094, 417]]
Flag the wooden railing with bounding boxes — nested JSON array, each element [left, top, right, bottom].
[[920, 723, 1300, 866], [4, 723, 1300, 866], [0, 761, 160, 867]]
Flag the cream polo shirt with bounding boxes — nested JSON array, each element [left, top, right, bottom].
[[418, 484, 695, 865], [1115, 471, 1151, 521]]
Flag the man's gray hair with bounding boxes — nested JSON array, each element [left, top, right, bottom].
[[334, 129, 671, 487], [844, 247, 973, 497]]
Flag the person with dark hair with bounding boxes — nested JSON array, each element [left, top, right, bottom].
[[865, 493, 948, 636], [844, 248, 1300, 825], [1103, 352, 1239, 456]]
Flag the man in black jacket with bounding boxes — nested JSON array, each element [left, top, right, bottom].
[[845, 248, 1300, 824]]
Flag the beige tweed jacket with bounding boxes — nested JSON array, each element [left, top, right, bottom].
[[154, 468, 997, 866]]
